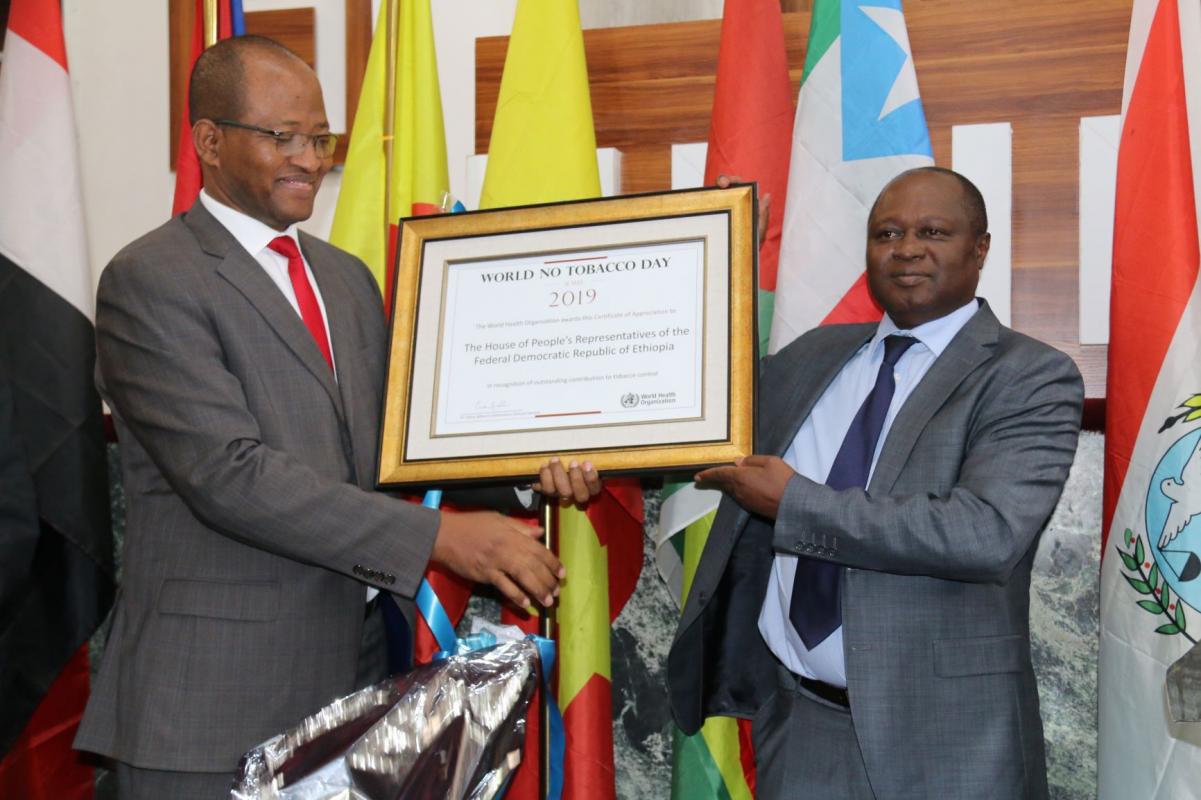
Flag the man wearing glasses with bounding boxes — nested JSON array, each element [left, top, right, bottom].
[[74, 36, 592, 798]]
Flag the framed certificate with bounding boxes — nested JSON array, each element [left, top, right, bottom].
[[376, 185, 758, 487]]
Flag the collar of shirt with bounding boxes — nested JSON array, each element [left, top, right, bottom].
[[199, 190, 301, 260], [870, 297, 981, 360]]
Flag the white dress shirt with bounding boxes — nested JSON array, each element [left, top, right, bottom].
[[758, 299, 980, 686]]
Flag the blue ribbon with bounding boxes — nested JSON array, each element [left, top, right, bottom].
[[416, 491, 458, 655], [532, 635, 565, 800]]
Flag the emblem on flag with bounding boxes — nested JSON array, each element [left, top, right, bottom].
[[1114, 393, 1201, 643]]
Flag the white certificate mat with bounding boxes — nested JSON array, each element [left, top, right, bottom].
[[378, 187, 757, 486], [434, 237, 706, 435]]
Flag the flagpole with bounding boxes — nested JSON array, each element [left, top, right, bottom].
[[383, 0, 399, 263], [540, 499, 557, 800], [202, 0, 218, 48]]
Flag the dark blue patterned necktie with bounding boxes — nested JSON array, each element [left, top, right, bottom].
[[789, 334, 918, 649]]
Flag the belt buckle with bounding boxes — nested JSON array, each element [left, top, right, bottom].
[[799, 676, 850, 708]]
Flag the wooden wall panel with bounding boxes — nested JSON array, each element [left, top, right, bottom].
[[244, 8, 316, 67], [476, 0, 1134, 398]]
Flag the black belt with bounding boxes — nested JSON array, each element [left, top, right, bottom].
[[799, 676, 850, 707]]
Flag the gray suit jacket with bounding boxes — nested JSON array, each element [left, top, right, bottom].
[[76, 202, 457, 771], [668, 303, 1083, 799]]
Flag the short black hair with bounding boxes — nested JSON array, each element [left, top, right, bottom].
[[188, 35, 301, 125], [870, 166, 989, 238]]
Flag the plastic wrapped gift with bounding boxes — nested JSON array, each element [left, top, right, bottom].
[[230, 632, 541, 800]]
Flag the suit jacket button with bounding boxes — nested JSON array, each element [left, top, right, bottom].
[[353, 565, 363, 576], [385, 574, 396, 585]]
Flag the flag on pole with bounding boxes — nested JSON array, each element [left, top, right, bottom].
[[768, 0, 933, 353], [0, 1, 115, 797], [172, 0, 244, 214], [479, 4, 645, 798], [658, 0, 936, 601], [329, 0, 451, 302], [1098, 0, 1201, 796], [655, 1, 794, 796], [328, 0, 469, 670]]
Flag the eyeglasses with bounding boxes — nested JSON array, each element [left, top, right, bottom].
[[213, 119, 338, 159]]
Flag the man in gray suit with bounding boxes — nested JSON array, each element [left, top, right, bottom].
[[75, 36, 595, 798], [668, 167, 1084, 798]]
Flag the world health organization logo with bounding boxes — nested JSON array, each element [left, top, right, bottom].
[[620, 393, 640, 409], [1116, 393, 1201, 644]]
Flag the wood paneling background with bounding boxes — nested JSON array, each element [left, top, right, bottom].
[[477, 0, 1134, 400]]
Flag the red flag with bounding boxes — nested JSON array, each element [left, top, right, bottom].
[[172, 0, 238, 214], [702, 0, 794, 292]]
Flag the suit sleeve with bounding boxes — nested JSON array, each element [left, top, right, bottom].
[[771, 346, 1084, 583], [95, 249, 439, 598]]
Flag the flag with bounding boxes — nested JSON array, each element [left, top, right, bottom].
[[1097, 0, 1201, 796], [479, 3, 645, 798], [658, 2, 933, 792], [327, 0, 466, 670], [0, 1, 115, 797], [655, 1, 794, 797], [172, 0, 244, 214], [768, 0, 933, 352], [329, 0, 450, 303]]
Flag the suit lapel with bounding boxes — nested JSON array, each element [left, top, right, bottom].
[[303, 234, 372, 484], [868, 303, 999, 495], [689, 324, 875, 604], [760, 325, 876, 458], [186, 203, 347, 423]]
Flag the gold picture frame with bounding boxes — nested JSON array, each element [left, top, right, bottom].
[[377, 185, 758, 487]]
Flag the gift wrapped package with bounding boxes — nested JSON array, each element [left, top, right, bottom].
[[231, 638, 541, 800]]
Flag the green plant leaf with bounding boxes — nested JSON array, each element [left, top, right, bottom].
[[1135, 536, 1145, 565], [1177, 603, 1187, 632], [1186, 409, 1201, 422], [1184, 394, 1201, 409], [1156, 623, 1181, 635], [1120, 551, 1139, 571], [1149, 563, 1161, 591], [1162, 584, 1173, 611], [1138, 600, 1165, 614], [1124, 575, 1152, 594]]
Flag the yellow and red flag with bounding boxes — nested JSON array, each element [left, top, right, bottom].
[[330, 0, 474, 668], [329, 0, 450, 303], [479, 3, 644, 797]]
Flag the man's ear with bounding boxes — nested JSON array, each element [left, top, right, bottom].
[[975, 231, 991, 269], [192, 120, 220, 167]]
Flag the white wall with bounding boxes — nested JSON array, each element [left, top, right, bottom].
[[63, 0, 175, 290]]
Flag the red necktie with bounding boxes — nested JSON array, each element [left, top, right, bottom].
[[268, 236, 334, 372]]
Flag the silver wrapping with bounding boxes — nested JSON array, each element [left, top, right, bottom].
[[231, 638, 540, 800]]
